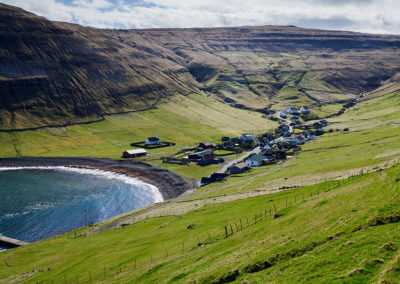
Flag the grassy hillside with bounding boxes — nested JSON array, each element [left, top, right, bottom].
[[1, 162, 399, 283], [0, 93, 276, 179], [0, 91, 399, 283]]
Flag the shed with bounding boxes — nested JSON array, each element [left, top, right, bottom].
[[123, 149, 147, 158]]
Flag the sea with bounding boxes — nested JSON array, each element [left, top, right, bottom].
[[0, 167, 163, 243]]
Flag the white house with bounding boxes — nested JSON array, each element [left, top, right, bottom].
[[145, 134, 162, 145], [300, 106, 309, 114], [245, 154, 265, 167]]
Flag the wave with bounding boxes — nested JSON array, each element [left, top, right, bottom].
[[0, 166, 163, 202], [0, 211, 31, 220]]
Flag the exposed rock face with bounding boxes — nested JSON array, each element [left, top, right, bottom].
[[1, 3, 400, 129]]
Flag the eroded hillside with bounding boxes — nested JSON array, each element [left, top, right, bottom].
[[1, 3, 400, 129]]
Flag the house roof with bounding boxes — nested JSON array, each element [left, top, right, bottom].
[[233, 162, 249, 169], [247, 154, 265, 162], [125, 149, 147, 155], [199, 142, 215, 147], [241, 133, 255, 139], [147, 137, 160, 142], [195, 149, 214, 156]]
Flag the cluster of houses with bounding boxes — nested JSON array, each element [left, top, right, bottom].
[[188, 142, 224, 166], [280, 106, 309, 124], [187, 134, 259, 166], [218, 110, 329, 181], [122, 106, 332, 187]]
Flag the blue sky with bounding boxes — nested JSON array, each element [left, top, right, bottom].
[[2, 0, 400, 34]]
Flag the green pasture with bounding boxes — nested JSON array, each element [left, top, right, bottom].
[[1, 163, 399, 283]]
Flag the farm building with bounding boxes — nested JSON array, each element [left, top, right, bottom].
[[230, 162, 250, 174], [145, 134, 162, 145], [245, 154, 266, 167], [123, 149, 147, 158]]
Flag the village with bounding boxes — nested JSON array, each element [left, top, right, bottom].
[[122, 105, 337, 186]]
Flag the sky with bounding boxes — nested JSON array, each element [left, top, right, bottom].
[[2, 0, 400, 34]]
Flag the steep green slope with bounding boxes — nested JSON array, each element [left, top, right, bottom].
[[1, 163, 399, 283]]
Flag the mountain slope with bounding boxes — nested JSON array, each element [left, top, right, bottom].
[[0, 4, 201, 129], [1, 3, 400, 130]]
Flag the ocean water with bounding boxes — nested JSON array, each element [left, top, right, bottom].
[[0, 167, 163, 243]]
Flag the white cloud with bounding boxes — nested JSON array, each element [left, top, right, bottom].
[[2, 0, 400, 34]]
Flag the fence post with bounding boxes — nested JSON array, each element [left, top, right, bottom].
[[88, 271, 92, 281], [235, 223, 239, 232], [165, 249, 168, 258], [134, 258, 136, 269], [273, 203, 277, 213], [225, 226, 228, 238], [240, 219, 243, 230], [104, 267, 106, 279], [197, 234, 200, 244], [230, 224, 234, 234], [182, 242, 185, 253], [64, 276, 67, 284]]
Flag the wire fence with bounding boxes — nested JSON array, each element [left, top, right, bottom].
[[8, 170, 369, 283]]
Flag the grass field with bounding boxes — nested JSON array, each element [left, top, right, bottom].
[[0, 91, 399, 283], [1, 162, 399, 283], [0, 93, 276, 179]]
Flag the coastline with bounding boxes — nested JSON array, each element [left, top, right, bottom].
[[0, 157, 195, 200]]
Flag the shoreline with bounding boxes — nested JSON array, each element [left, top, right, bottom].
[[0, 157, 195, 200]]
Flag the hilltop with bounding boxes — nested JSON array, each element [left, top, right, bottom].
[[1, 3, 400, 129]]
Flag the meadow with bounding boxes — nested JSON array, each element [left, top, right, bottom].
[[0, 91, 399, 283], [1, 162, 399, 283]]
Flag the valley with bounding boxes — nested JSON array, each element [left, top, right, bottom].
[[0, 3, 400, 284]]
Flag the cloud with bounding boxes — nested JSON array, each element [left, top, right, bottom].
[[2, 0, 400, 34]]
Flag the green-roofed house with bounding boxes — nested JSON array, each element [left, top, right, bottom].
[[245, 154, 265, 167]]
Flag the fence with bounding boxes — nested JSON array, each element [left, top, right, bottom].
[[10, 169, 370, 283]]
